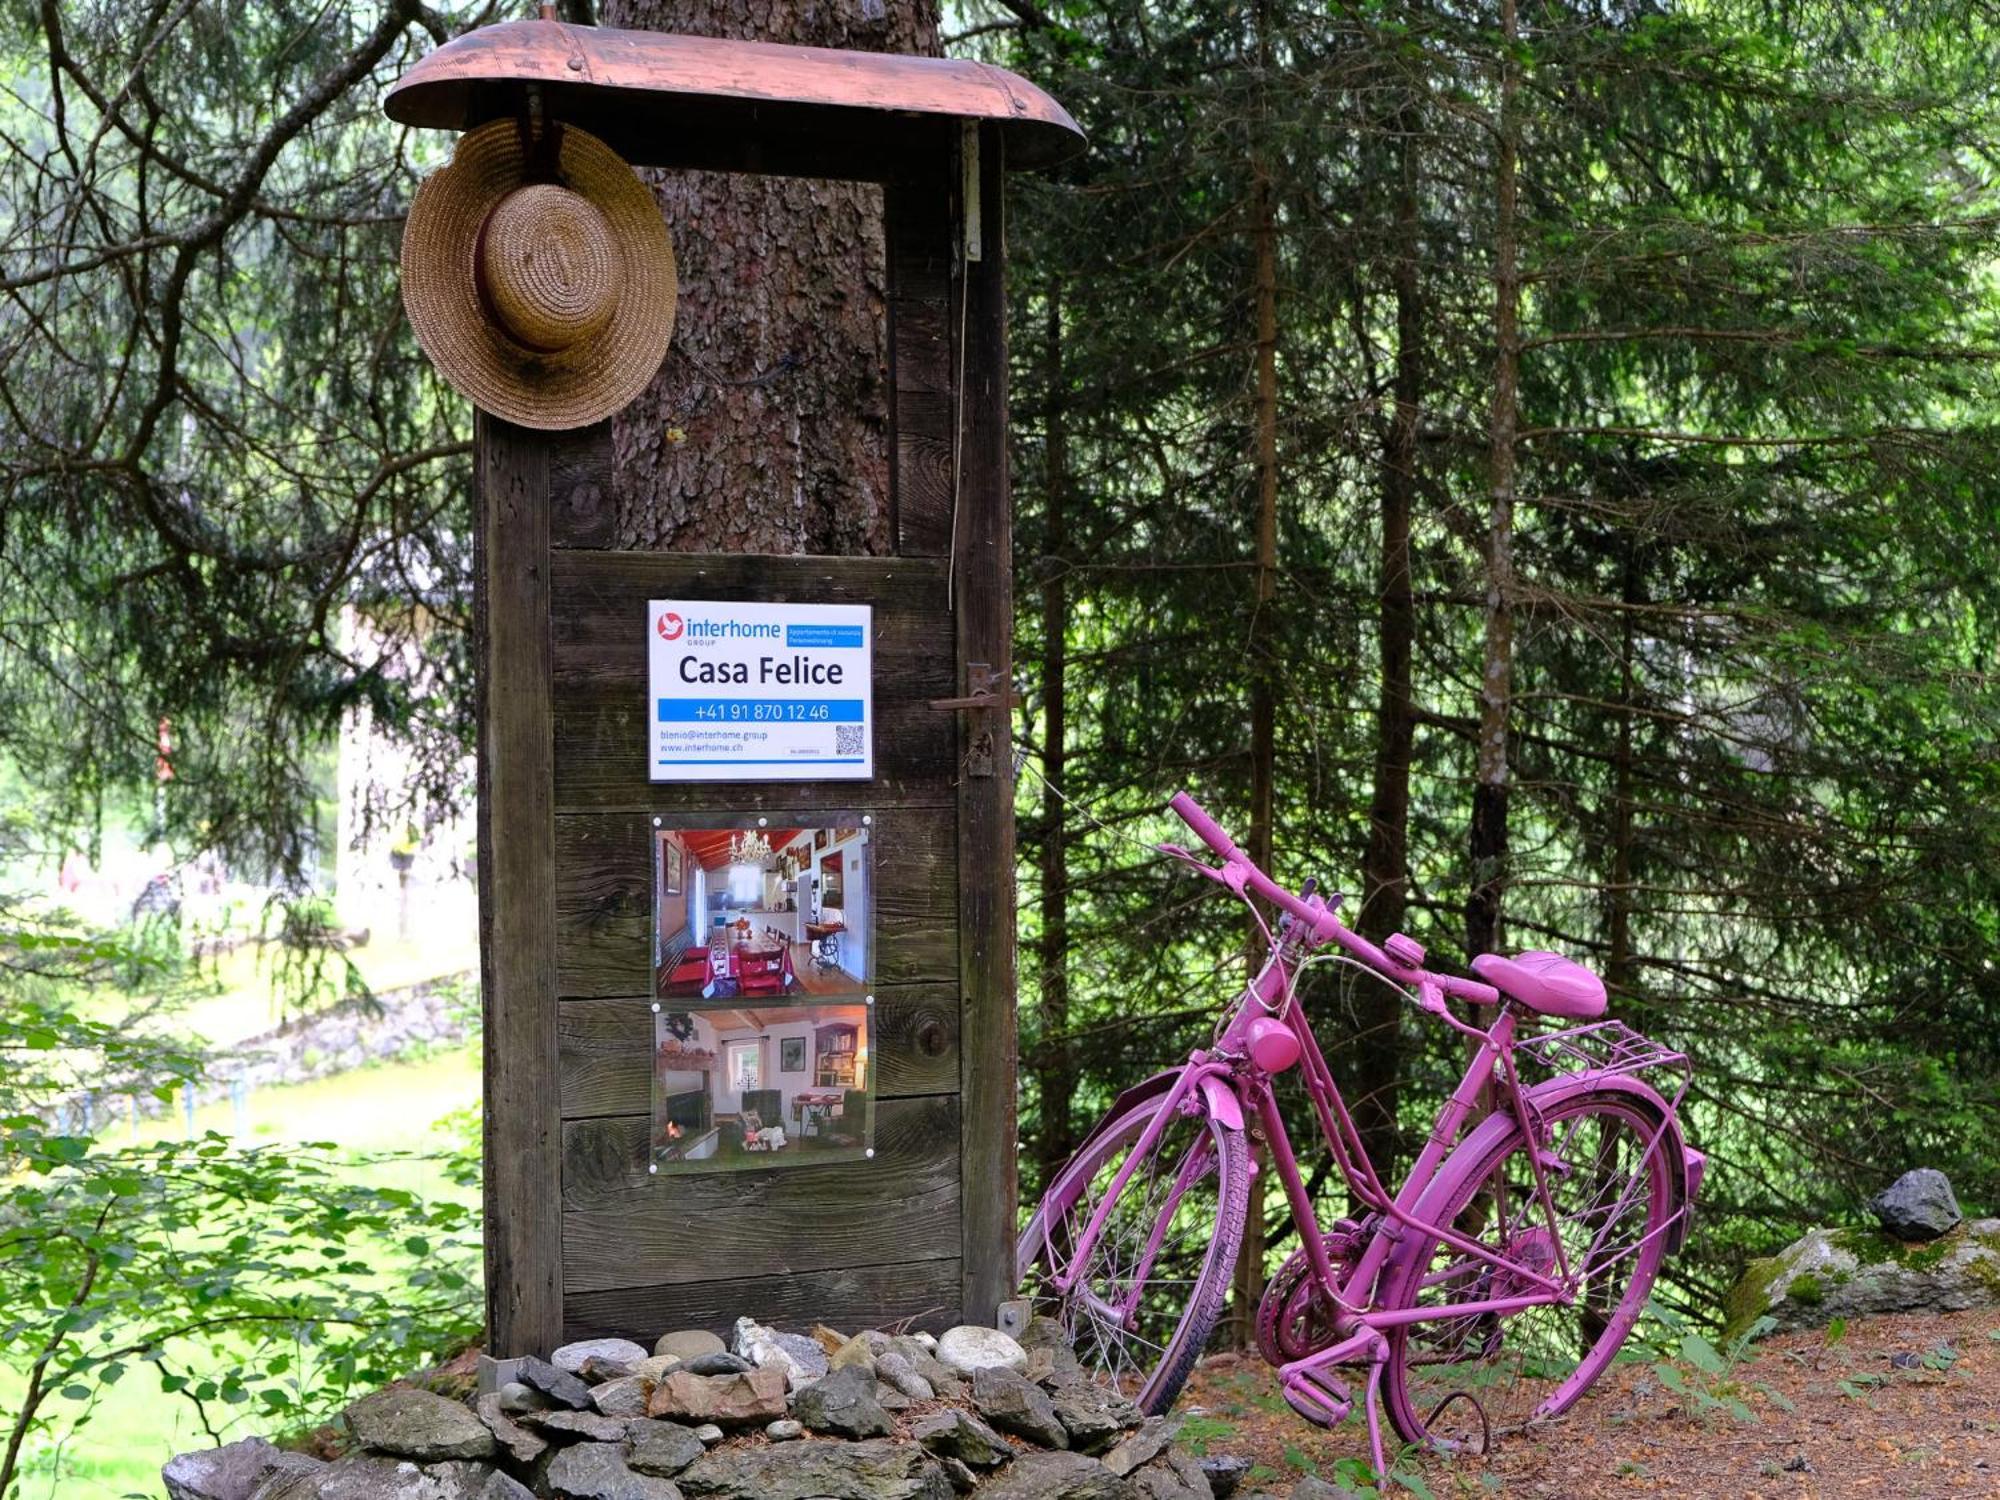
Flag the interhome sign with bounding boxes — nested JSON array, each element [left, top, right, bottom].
[[647, 600, 874, 782]]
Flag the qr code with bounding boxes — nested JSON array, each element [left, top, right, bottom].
[[836, 724, 864, 756]]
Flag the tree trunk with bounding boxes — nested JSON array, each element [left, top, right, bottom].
[[1607, 544, 1640, 999], [1034, 281, 1075, 1185], [1354, 117, 1421, 1180], [1235, 157, 1281, 1345], [1466, 0, 1520, 963], [599, 0, 940, 552]]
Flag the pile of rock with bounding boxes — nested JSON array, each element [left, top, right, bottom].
[[163, 1316, 1267, 1500]]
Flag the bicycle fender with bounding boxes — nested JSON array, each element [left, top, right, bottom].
[[1199, 1073, 1245, 1131]]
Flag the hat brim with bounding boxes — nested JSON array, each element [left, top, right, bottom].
[[403, 120, 676, 431]]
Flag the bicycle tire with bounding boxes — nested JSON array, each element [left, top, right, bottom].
[[1018, 1088, 1250, 1413], [1377, 1088, 1676, 1451]]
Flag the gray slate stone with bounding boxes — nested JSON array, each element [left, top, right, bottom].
[[655, 1330, 728, 1362], [628, 1420, 706, 1478], [545, 1442, 684, 1500], [676, 1438, 952, 1500], [164, 1437, 306, 1500], [590, 1376, 653, 1419], [970, 1366, 1069, 1450], [691, 1425, 725, 1446], [554, 1338, 652, 1378], [516, 1355, 595, 1411], [1101, 1419, 1178, 1478], [1288, 1480, 1347, 1500], [344, 1388, 499, 1463], [974, 1451, 1139, 1500], [1131, 1448, 1213, 1500], [793, 1364, 894, 1439], [1723, 1216, 2000, 1336], [874, 1351, 935, 1400], [939, 1456, 978, 1494], [475, 1392, 550, 1467], [731, 1318, 830, 1392], [912, 1408, 1014, 1469], [523, 1408, 632, 1443], [1045, 1378, 1142, 1455], [249, 1457, 531, 1500], [1871, 1168, 1963, 1241], [1199, 1456, 1251, 1499], [682, 1352, 756, 1377]]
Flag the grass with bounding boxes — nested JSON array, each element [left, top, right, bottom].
[[5, 1044, 483, 1500]]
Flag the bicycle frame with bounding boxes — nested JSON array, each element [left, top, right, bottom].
[[1033, 791, 1698, 1475]]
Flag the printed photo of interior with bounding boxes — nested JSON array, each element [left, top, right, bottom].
[[652, 1001, 874, 1171], [654, 822, 871, 1001]]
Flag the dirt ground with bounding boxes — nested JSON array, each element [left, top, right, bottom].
[[1174, 1306, 2000, 1498]]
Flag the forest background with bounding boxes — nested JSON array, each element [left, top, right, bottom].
[[1, 0, 1997, 1492]]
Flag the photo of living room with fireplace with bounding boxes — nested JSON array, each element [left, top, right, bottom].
[[652, 1000, 874, 1169], [655, 822, 870, 1001]]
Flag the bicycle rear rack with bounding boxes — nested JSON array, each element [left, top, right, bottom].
[[1517, 1018, 1690, 1110]]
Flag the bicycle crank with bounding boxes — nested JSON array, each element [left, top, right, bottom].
[[1254, 1220, 1364, 1366]]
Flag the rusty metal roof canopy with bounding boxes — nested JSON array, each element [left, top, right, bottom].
[[386, 20, 1085, 178]]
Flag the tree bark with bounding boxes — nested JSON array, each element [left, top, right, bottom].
[[1034, 281, 1074, 1185], [1466, 0, 1520, 962], [1235, 153, 1281, 1345], [600, 0, 940, 553], [1353, 116, 1421, 1180]]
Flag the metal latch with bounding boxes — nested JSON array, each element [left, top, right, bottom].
[[931, 662, 1022, 778]]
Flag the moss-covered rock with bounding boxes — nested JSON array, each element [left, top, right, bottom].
[[1722, 1216, 2000, 1342]]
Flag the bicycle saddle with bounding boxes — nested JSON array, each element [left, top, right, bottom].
[[1469, 950, 1607, 1020]]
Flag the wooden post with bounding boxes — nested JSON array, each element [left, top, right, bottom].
[[956, 121, 1016, 1324], [476, 413, 564, 1359]]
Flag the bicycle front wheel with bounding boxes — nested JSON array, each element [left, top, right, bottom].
[[1018, 1087, 1249, 1412], [1379, 1089, 1676, 1452]]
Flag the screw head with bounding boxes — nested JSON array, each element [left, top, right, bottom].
[[862, 815, 872, 827], [864, 1148, 875, 1159], [757, 817, 767, 827], [865, 994, 875, 1006], [651, 1002, 661, 1013], [653, 816, 662, 828], [648, 1163, 659, 1175]]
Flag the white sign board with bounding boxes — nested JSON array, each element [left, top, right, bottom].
[[647, 600, 873, 782]]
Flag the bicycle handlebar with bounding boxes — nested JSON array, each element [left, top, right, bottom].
[[1167, 791, 1503, 1008]]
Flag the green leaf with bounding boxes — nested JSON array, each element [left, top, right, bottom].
[[1680, 1333, 1727, 1375]]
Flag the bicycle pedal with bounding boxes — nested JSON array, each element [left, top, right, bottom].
[[1279, 1367, 1352, 1429]]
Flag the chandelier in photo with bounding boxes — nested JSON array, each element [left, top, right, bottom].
[[728, 828, 774, 866]]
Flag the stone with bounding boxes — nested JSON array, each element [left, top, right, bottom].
[[656, 1330, 728, 1362], [646, 1367, 789, 1427], [1871, 1169, 1963, 1241], [732, 1317, 830, 1391], [475, 1393, 550, 1468], [165, 1438, 306, 1500], [248, 1457, 532, 1500], [877, 1385, 913, 1412], [1046, 1381, 1141, 1454], [1199, 1456, 1251, 1499], [591, 1377, 653, 1419], [794, 1364, 894, 1439], [975, 1451, 1139, 1500], [884, 1339, 964, 1399], [555, 1339, 652, 1379], [765, 1419, 804, 1441], [523, 1409, 632, 1443], [1288, 1480, 1347, 1500], [1130, 1448, 1213, 1500], [1722, 1217, 2000, 1338], [970, 1367, 1069, 1450], [516, 1355, 595, 1411], [582, 1356, 641, 1384], [545, 1442, 684, 1500], [1018, 1317, 1073, 1356], [912, 1409, 1014, 1469], [935, 1325, 1028, 1377], [691, 1425, 725, 1446], [628, 1420, 707, 1478], [676, 1439, 952, 1500], [632, 1356, 686, 1385], [810, 1323, 850, 1354], [939, 1457, 978, 1493], [683, 1352, 756, 1377], [910, 1332, 938, 1354], [498, 1381, 550, 1416], [830, 1334, 880, 1375], [1101, 1419, 1179, 1478], [874, 1351, 935, 1401], [344, 1388, 499, 1464]]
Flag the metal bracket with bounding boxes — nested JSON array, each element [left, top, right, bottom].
[[933, 662, 1019, 779]]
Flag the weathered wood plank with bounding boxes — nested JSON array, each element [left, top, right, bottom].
[[476, 413, 565, 1360], [563, 1258, 963, 1345], [549, 422, 616, 549], [887, 172, 956, 558], [561, 1097, 960, 1291], [955, 126, 1019, 1325], [554, 808, 958, 998], [547, 552, 957, 811], [558, 986, 961, 1120]]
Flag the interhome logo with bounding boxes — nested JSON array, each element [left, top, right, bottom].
[[658, 612, 780, 642]]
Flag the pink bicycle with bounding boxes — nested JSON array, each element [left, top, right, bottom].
[[1018, 792, 1704, 1476]]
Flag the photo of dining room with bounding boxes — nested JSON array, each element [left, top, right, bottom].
[[653, 821, 871, 1001], [651, 1000, 874, 1172]]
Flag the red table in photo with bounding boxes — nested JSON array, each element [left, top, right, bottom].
[[793, 1088, 845, 1137]]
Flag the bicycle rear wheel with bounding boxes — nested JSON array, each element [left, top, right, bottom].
[[1018, 1088, 1249, 1413], [1379, 1090, 1675, 1452]]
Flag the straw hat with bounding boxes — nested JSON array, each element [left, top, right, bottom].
[[402, 119, 676, 430]]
